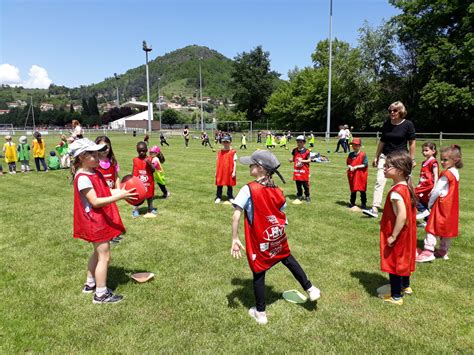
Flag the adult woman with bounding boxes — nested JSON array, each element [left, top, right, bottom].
[[363, 101, 416, 218], [72, 120, 84, 139]]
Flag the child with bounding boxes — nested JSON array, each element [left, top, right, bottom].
[[265, 132, 273, 149], [17, 136, 31, 173], [69, 138, 136, 304], [308, 131, 315, 149], [346, 138, 368, 209], [201, 131, 214, 150], [47, 151, 61, 170], [378, 152, 417, 305], [149, 145, 170, 198], [215, 136, 236, 204], [95, 136, 120, 190], [289, 135, 312, 203], [279, 134, 288, 150], [160, 132, 170, 146], [231, 150, 320, 325], [56, 135, 71, 169], [3, 135, 17, 174], [132, 141, 156, 218], [414, 142, 439, 221], [32, 132, 47, 172], [183, 126, 190, 148], [240, 133, 247, 150], [144, 134, 150, 146], [416, 145, 462, 262]]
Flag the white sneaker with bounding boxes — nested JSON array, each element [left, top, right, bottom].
[[229, 198, 235, 204], [306, 286, 321, 301], [214, 198, 221, 204], [248, 307, 268, 325], [416, 210, 430, 220], [363, 208, 378, 218], [417, 221, 427, 228]]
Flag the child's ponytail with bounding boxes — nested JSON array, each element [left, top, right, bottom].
[[386, 152, 417, 207]]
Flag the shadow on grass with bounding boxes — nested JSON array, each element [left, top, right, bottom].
[[350, 271, 387, 297], [227, 278, 317, 312], [108, 265, 149, 290], [336, 200, 349, 207]]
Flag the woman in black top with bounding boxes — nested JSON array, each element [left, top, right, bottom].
[[363, 101, 416, 218]]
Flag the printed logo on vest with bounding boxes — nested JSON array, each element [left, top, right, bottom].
[[263, 225, 285, 241]]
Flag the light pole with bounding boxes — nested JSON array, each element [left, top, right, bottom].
[[199, 57, 204, 132], [142, 40, 153, 133], [326, 0, 333, 144], [157, 77, 162, 131], [114, 73, 120, 107]]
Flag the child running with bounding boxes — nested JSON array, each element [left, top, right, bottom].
[[3, 135, 18, 174], [17, 136, 31, 173], [160, 132, 170, 147], [240, 133, 247, 150], [95, 136, 120, 190], [231, 150, 320, 325], [378, 152, 417, 305], [215, 135, 237, 204], [149, 145, 170, 198], [69, 138, 137, 303], [414, 142, 439, 222], [346, 138, 368, 209], [289, 135, 312, 203], [416, 145, 462, 262], [132, 141, 156, 218]]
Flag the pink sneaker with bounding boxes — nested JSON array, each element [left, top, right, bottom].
[[416, 248, 423, 257], [434, 250, 449, 260], [416, 250, 435, 263]]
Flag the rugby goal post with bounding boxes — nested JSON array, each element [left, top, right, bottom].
[[215, 120, 253, 142]]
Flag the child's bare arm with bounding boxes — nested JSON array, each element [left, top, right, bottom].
[[83, 185, 137, 208], [231, 207, 245, 258], [387, 199, 407, 247]]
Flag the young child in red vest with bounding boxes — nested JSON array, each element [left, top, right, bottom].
[[416, 144, 462, 263], [215, 135, 236, 204], [70, 138, 137, 304], [95, 136, 120, 190], [346, 137, 368, 209], [132, 141, 156, 218], [414, 142, 439, 223], [231, 150, 321, 325], [289, 135, 312, 203], [378, 152, 417, 305]]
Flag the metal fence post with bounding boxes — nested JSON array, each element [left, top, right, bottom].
[[440, 131, 443, 147]]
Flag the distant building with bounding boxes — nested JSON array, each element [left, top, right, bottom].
[[0, 109, 10, 115], [6, 100, 27, 108], [40, 103, 54, 111]]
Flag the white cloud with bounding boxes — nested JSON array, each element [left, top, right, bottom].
[[24, 65, 53, 89], [0, 64, 53, 89], [0, 64, 22, 85]]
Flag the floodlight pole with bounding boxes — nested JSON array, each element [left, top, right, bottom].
[[143, 41, 153, 133], [31, 96, 36, 131], [114, 73, 120, 107], [199, 57, 204, 132], [325, 0, 333, 142], [158, 77, 162, 131]]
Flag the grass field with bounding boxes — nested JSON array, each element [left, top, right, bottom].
[[1, 134, 472, 353]]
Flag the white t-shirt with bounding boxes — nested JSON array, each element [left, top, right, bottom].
[[77, 173, 94, 212], [428, 167, 459, 209], [390, 182, 407, 216], [338, 129, 347, 139]]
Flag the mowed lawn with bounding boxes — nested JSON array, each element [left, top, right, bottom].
[[0, 133, 472, 353]]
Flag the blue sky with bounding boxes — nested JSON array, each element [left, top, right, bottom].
[[0, 0, 399, 88]]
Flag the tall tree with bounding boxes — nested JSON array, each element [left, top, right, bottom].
[[81, 98, 90, 116], [231, 46, 280, 122], [389, 0, 473, 131], [88, 95, 100, 116]]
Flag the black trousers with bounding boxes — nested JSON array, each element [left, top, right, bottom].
[[157, 183, 168, 196], [240, 144, 247, 149], [295, 181, 310, 197], [350, 191, 367, 206], [34, 157, 47, 171], [216, 186, 233, 199], [253, 255, 312, 312], [389, 273, 410, 299], [335, 139, 347, 153], [160, 139, 169, 146]]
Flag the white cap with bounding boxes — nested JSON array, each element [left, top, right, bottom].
[[296, 135, 306, 141], [68, 138, 106, 158]]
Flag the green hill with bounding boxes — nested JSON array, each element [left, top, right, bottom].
[[70, 45, 234, 102]]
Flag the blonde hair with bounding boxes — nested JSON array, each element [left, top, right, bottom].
[[388, 101, 407, 119], [441, 145, 463, 169], [72, 120, 80, 127]]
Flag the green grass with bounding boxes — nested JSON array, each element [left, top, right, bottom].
[[1, 134, 473, 352]]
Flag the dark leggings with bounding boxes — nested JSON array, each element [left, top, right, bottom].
[[160, 139, 169, 146], [216, 186, 233, 199], [295, 180, 310, 197], [389, 273, 410, 299], [253, 255, 312, 312], [157, 183, 168, 196], [34, 157, 47, 171], [350, 191, 367, 206]]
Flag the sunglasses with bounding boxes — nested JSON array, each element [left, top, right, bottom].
[[388, 109, 399, 113]]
